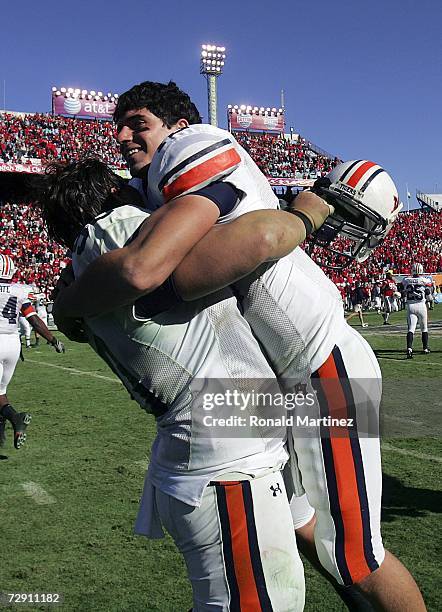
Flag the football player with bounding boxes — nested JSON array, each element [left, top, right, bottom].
[[381, 272, 399, 325], [402, 263, 433, 358], [35, 158, 337, 611], [345, 281, 368, 327], [32, 287, 49, 346], [0, 254, 65, 449], [50, 82, 425, 612], [19, 311, 32, 348]]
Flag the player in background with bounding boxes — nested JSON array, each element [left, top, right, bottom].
[[36, 159, 336, 611], [425, 278, 436, 310], [345, 281, 368, 327], [381, 272, 398, 325], [49, 82, 425, 612], [19, 312, 33, 348], [402, 263, 432, 359], [371, 281, 382, 314], [32, 288, 49, 346], [0, 254, 65, 449]]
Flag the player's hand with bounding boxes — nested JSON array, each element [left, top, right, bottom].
[[51, 338, 66, 353], [289, 190, 334, 231]]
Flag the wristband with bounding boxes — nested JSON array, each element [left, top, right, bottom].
[[289, 210, 314, 236]]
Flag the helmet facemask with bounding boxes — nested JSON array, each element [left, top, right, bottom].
[[307, 169, 395, 270]]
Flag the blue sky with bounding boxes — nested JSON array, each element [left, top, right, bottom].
[[2, 0, 441, 207]]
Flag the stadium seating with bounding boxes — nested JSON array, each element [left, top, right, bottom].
[[0, 112, 125, 168], [0, 113, 440, 298], [233, 131, 339, 179], [0, 112, 337, 178], [0, 201, 69, 297], [309, 209, 442, 296], [1, 200, 440, 301]]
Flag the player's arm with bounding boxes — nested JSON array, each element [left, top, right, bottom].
[[174, 192, 331, 300], [54, 195, 220, 319], [22, 306, 65, 353]]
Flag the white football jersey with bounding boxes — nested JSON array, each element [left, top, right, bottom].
[[134, 123, 280, 219], [71, 204, 288, 507], [0, 282, 36, 335], [34, 292, 48, 314], [132, 123, 345, 379], [402, 275, 433, 304]]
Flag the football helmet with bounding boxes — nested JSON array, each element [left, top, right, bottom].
[[309, 160, 402, 268], [412, 263, 423, 275], [0, 254, 16, 280]]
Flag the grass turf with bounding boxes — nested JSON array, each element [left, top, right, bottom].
[[1, 304, 441, 611]]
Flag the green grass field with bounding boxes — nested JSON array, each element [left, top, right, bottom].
[[1, 305, 441, 611]]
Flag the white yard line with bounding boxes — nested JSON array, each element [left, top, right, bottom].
[[25, 359, 122, 384], [381, 442, 442, 464], [377, 356, 441, 367], [20, 482, 57, 504], [382, 414, 424, 426]]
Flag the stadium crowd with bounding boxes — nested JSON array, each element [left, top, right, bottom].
[[1, 199, 440, 304], [310, 209, 442, 287], [0, 112, 125, 169], [233, 131, 339, 178], [0, 114, 440, 303], [0, 111, 338, 179], [0, 201, 69, 298]]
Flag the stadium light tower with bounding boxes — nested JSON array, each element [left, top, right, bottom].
[[200, 43, 226, 126]]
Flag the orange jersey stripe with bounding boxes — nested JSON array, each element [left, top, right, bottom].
[[317, 354, 372, 583], [224, 484, 262, 611], [162, 148, 241, 202], [21, 304, 36, 317], [345, 161, 377, 189]]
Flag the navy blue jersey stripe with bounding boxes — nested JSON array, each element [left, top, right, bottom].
[[158, 138, 232, 191], [360, 168, 384, 193], [338, 160, 362, 183], [215, 485, 241, 609], [193, 181, 240, 216], [312, 368, 353, 585], [241, 481, 273, 611], [331, 347, 379, 572]]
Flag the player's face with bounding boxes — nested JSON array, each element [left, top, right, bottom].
[[116, 108, 184, 177]]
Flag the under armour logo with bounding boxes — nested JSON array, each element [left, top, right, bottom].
[[270, 483, 282, 497]]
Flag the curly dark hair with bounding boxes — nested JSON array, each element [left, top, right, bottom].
[[114, 80, 202, 126], [31, 158, 140, 250]]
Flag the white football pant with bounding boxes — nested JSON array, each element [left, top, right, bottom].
[[0, 333, 21, 394], [155, 469, 305, 611]]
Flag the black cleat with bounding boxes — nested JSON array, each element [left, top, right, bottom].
[[406, 349, 413, 360], [12, 413, 32, 449], [0, 416, 6, 447], [423, 348, 430, 354]]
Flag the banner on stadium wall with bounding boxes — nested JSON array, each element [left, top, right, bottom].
[[0, 161, 130, 178], [0, 161, 46, 174], [267, 177, 314, 187], [52, 94, 116, 119], [229, 112, 284, 133]]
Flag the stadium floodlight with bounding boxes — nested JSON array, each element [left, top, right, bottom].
[[200, 42, 227, 127]]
